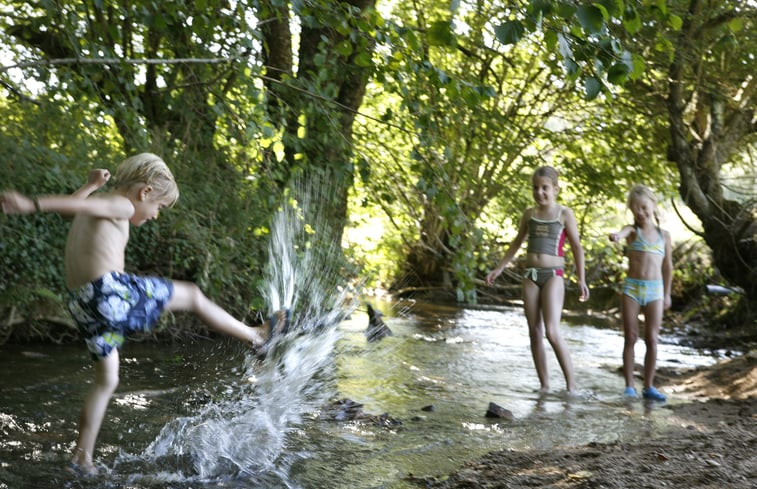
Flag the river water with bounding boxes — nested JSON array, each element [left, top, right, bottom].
[[0, 190, 722, 488], [0, 301, 720, 489]]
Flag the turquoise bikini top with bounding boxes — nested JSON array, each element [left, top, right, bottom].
[[628, 226, 665, 256]]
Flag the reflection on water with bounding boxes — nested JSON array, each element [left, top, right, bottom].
[[0, 301, 721, 489]]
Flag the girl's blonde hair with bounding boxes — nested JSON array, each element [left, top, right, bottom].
[[627, 184, 660, 225], [113, 153, 179, 207], [532, 166, 559, 186]]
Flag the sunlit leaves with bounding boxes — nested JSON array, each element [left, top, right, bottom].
[[584, 76, 601, 100], [667, 14, 683, 31], [576, 5, 605, 34], [336, 40, 354, 57], [596, 0, 623, 17], [494, 21, 525, 45], [354, 51, 373, 67], [622, 5, 642, 34], [727, 17, 743, 33], [427, 20, 456, 47]]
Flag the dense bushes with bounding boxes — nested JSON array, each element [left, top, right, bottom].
[[0, 134, 275, 344]]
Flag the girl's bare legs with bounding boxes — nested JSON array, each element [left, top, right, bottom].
[[642, 301, 663, 389], [540, 277, 576, 393], [523, 279, 549, 392], [167, 281, 272, 346], [621, 295, 641, 388], [71, 349, 120, 473]]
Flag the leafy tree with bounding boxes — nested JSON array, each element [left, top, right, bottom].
[[0, 1, 281, 332], [256, 0, 379, 242], [660, 0, 756, 305], [351, 1, 682, 302]]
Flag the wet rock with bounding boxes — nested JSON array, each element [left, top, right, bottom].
[[321, 398, 402, 427], [421, 404, 435, 412], [371, 412, 402, 428], [485, 402, 514, 420], [365, 304, 392, 342], [323, 398, 365, 421]]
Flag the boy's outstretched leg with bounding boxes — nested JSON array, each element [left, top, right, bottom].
[[168, 280, 289, 349], [70, 349, 120, 475]]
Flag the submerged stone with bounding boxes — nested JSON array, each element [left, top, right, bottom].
[[485, 402, 513, 420]]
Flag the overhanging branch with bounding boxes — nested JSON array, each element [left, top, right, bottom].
[[1, 55, 411, 133]]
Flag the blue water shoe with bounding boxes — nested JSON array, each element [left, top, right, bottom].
[[642, 386, 666, 402]]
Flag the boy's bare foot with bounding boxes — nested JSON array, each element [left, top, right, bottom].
[[267, 309, 291, 340], [255, 309, 291, 358]]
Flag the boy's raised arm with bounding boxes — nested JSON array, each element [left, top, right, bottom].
[[1, 190, 133, 220], [72, 169, 111, 199]]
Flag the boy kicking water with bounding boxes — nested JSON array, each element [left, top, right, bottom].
[[1, 153, 289, 474]]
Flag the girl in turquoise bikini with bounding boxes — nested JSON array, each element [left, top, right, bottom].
[[609, 184, 673, 402], [486, 166, 590, 395]]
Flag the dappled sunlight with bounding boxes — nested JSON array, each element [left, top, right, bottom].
[[666, 353, 757, 400], [114, 393, 151, 410]]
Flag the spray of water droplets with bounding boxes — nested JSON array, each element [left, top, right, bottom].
[[131, 179, 361, 485]]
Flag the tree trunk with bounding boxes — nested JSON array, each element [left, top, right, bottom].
[[666, 0, 757, 304], [260, 0, 376, 243]]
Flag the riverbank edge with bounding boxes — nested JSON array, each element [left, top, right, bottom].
[[408, 349, 757, 488]]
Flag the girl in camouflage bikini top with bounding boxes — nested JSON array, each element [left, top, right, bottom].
[[527, 206, 566, 257]]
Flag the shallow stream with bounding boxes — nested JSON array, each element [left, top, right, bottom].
[[0, 301, 720, 489], [0, 191, 723, 488]]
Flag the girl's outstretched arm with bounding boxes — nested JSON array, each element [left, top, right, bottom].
[[563, 207, 590, 301], [486, 210, 529, 285], [609, 224, 634, 243]]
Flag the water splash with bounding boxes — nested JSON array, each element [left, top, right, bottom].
[[132, 180, 360, 485]]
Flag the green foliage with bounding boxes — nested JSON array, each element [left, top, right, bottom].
[[0, 0, 380, 339], [484, 0, 689, 100], [2, 0, 752, 323], [494, 21, 525, 45]]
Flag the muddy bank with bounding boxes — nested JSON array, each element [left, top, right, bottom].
[[411, 351, 757, 489]]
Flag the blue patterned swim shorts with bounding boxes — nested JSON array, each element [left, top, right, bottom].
[[67, 271, 174, 360]]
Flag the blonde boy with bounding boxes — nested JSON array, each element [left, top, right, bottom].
[[1, 153, 287, 474]]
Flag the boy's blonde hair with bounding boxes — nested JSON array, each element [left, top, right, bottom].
[[627, 184, 660, 225], [114, 153, 179, 207]]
